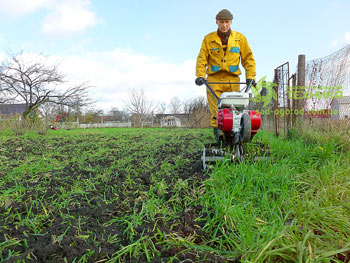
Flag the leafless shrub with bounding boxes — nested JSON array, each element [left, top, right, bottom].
[[123, 88, 158, 127], [0, 114, 49, 135], [183, 96, 211, 128]]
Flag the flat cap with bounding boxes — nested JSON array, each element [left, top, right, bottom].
[[216, 9, 233, 20]]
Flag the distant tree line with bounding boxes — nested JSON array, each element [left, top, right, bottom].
[[0, 51, 210, 127]]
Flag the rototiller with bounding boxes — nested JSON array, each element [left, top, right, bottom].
[[197, 78, 261, 170]]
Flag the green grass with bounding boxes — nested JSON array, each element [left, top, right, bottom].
[[0, 127, 349, 262], [198, 131, 350, 262]]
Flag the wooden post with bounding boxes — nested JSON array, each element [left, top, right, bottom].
[[297, 55, 306, 114], [297, 55, 306, 86]]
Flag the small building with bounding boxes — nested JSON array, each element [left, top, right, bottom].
[[155, 114, 189, 127], [101, 115, 113, 122], [0, 104, 26, 119], [160, 115, 181, 127], [330, 96, 350, 119]]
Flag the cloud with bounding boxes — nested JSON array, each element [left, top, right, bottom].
[[345, 32, 350, 44], [0, 0, 53, 19], [0, 48, 206, 113], [0, 0, 101, 36], [55, 48, 204, 112], [329, 1, 340, 8], [145, 34, 152, 41], [331, 39, 339, 49], [42, 0, 101, 36], [331, 32, 350, 49], [70, 37, 94, 52]]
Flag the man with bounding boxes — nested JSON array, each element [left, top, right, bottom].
[[195, 9, 256, 137]]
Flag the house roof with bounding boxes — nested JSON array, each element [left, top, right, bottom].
[[163, 116, 180, 121], [331, 96, 350, 105], [0, 104, 26, 115], [155, 113, 189, 121], [338, 96, 350, 104]]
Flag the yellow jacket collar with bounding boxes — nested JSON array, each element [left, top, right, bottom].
[[209, 30, 237, 46]]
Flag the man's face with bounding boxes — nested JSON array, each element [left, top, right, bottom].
[[216, 20, 232, 33]]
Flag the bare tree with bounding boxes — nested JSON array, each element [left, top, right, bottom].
[[0, 93, 8, 104], [107, 107, 129, 121], [0, 52, 94, 118], [80, 108, 104, 124], [0, 84, 10, 103], [183, 96, 210, 128], [39, 101, 61, 119], [123, 87, 158, 127], [183, 98, 193, 115], [168, 96, 182, 114], [157, 102, 167, 114], [183, 96, 208, 114]]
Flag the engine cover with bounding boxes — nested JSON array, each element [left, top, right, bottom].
[[218, 109, 262, 139], [249, 111, 261, 138], [217, 108, 233, 132]]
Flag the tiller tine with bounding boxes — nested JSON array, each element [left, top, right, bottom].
[[202, 142, 248, 170]]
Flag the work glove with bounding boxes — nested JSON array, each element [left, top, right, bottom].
[[246, 79, 256, 87], [195, 77, 204, 86]]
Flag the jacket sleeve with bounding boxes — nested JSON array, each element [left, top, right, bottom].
[[240, 35, 256, 80], [196, 37, 209, 78]]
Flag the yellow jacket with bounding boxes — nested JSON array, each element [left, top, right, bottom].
[[196, 30, 256, 80]]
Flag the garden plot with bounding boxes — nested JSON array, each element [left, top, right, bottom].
[[0, 128, 232, 262], [1, 128, 350, 263]]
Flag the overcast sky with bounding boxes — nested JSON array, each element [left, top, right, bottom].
[[0, 0, 349, 113]]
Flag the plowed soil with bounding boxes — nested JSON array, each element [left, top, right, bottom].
[[0, 128, 243, 262]]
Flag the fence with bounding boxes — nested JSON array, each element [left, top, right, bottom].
[[260, 44, 350, 140], [57, 121, 132, 129]]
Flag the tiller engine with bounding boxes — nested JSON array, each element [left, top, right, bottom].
[[200, 78, 261, 170]]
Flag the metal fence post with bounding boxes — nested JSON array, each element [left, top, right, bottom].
[[291, 73, 297, 127], [274, 68, 279, 136]]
